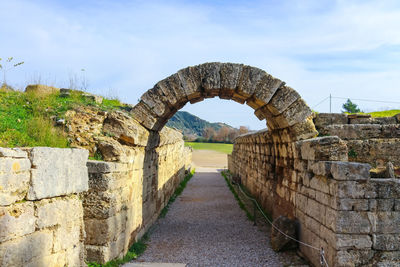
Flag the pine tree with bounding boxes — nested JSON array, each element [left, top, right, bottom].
[[342, 99, 361, 113]]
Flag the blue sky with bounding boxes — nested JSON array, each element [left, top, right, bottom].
[[1, 0, 400, 129]]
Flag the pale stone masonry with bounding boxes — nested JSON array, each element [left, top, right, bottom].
[[0, 147, 88, 266], [315, 112, 400, 167], [229, 130, 400, 266]]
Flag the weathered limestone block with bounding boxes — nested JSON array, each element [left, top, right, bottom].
[[298, 136, 348, 161], [53, 221, 83, 252], [266, 85, 300, 116], [273, 98, 312, 129], [0, 230, 53, 266], [314, 113, 348, 129], [373, 234, 400, 250], [369, 212, 400, 233], [323, 124, 383, 140], [370, 179, 400, 199], [198, 62, 221, 97], [288, 117, 318, 141], [330, 162, 371, 181], [336, 234, 372, 249], [87, 160, 132, 174], [332, 211, 371, 233], [270, 216, 297, 251], [337, 199, 369, 211], [103, 111, 149, 147], [219, 63, 243, 99], [129, 101, 159, 130], [336, 249, 375, 267], [26, 147, 88, 200], [0, 202, 36, 242], [0, 148, 27, 158], [177, 66, 202, 100], [140, 88, 172, 118], [97, 138, 138, 163], [159, 127, 184, 146], [85, 210, 127, 246], [35, 195, 82, 229], [347, 138, 400, 167], [253, 74, 282, 107], [25, 84, 59, 94], [236, 65, 265, 101], [0, 157, 31, 206]]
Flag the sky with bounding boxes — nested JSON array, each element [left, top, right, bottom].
[[1, 0, 400, 130]]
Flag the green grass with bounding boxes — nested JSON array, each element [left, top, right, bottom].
[[367, 110, 400, 118], [185, 142, 233, 154], [346, 109, 400, 118], [0, 89, 125, 148], [86, 233, 149, 267], [159, 168, 195, 218]]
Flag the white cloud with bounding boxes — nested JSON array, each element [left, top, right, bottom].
[[1, 0, 400, 129]]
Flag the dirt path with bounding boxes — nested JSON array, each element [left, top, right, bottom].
[[191, 150, 227, 168], [131, 167, 284, 266]]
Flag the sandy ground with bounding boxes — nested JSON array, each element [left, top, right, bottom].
[[191, 150, 228, 168]]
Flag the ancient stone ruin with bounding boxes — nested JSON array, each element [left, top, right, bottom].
[[1, 62, 400, 266]]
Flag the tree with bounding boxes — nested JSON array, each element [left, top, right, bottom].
[[203, 127, 216, 140], [342, 99, 361, 113], [0, 57, 24, 87]]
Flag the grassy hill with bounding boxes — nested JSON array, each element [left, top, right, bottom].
[[166, 111, 234, 137], [0, 87, 124, 147]]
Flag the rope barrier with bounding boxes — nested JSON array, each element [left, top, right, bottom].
[[229, 173, 329, 267]]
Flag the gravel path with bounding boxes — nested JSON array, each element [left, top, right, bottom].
[[132, 167, 284, 267]]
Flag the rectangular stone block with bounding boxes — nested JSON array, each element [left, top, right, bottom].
[[369, 212, 400, 233], [335, 211, 371, 233], [373, 234, 400, 250], [84, 210, 128, 246], [0, 230, 53, 266], [297, 136, 348, 161], [35, 195, 83, 229], [26, 147, 88, 200], [336, 234, 372, 249], [0, 171, 30, 206], [338, 198, 369, 211], [0, 158, 31, 173], [53, 221, 82, 252], [330, 161, 371, 181], [0, 148, 27, 158], [0, 202, 36, 242]]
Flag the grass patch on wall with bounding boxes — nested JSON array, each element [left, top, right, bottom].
[[221, 170, 254, 221], [184, 142, 233, 154], [159, 168, 195, 218], [0, 89, 125, 148]]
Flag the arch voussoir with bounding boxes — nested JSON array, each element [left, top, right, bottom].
[[266, 85, 300, 116], [197, 62, 222, 98], [132, 62, 318, 139], [272, 98, 313, 129], [177, 66, 202, 102]]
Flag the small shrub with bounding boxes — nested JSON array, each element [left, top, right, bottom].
[[348, 148, 358, 158]]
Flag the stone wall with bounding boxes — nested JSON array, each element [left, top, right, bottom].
[[0, 147, 88, 266], [315, 113, 400, 168], [83, 129, 192, 263], [229, 130, 400, 266]]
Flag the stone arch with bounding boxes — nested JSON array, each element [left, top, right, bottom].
[[131, 62, 317, 140]]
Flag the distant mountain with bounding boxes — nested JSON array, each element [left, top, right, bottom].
[[166, 111, 234, 137]]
